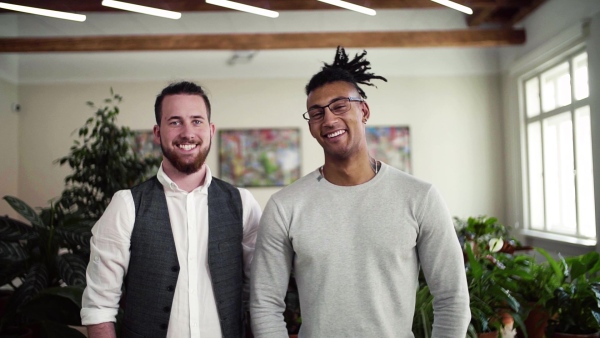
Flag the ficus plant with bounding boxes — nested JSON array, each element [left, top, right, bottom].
[[48, 88, 160, 223]]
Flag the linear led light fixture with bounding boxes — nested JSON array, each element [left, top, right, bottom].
[[430, 0, 473, 15], [206, 0, 279, 18], [317, 0, 376, 16], [0, 2, 86, 21], [102, 0, 181, 19]]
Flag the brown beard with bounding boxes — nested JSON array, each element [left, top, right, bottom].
[[160, 137, 212, 175]]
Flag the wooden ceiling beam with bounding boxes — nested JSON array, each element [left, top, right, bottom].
[[467, 8, 496, 27], [0, 29, 525, 53], [508, 0, 547, 25]]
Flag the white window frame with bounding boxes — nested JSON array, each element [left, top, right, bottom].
[[518, 43, 596, 246]]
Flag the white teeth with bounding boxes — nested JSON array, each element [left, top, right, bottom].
[[327, 130, 345, 138], [178, 144, 197, 150]]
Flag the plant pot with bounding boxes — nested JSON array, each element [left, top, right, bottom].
[[478, 332, 499, 338], [552, 332, 600, 338], [518, 304, 550, 338]]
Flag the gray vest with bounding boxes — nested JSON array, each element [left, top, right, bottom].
[[122, 176, 244, 338]]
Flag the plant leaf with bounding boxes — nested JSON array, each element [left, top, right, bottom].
[[38, 320, 87, 338], [3, 196, 45, 229], [0, 215, 38, 241], [0, 241, 29, 262], [19, 286, 85, 327], [6, 263, 49, 316], [56, 253, 87, 286], [0, 261, 28, 286], [55, 224, 92, 250]]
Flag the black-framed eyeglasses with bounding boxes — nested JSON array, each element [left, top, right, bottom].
[[303, 97, 364, 122]]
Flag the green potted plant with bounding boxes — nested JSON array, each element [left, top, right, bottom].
[[465, 242, 528, 338], [544, 251, 600, 337], [510, 248, 566, 338], [0, 197, 89, 338]]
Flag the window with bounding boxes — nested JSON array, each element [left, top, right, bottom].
[[522, 49, 596, 242]]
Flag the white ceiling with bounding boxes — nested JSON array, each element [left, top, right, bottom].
[[0, 8, 506, 83]]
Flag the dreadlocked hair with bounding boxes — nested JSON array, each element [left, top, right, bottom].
[[305, 46, 387, 99]]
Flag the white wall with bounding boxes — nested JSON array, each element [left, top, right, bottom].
[[500, 0, 600, 255], [17, 74, 503, 220], [0, 78, 19, 218]]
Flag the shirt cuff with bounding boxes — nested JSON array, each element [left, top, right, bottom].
[[80, 308, 118, 326]]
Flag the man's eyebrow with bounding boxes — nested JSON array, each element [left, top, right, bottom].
[[308, 96, 346, 110]]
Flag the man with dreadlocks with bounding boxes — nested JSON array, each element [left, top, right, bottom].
[[249, 47, 470, 337]]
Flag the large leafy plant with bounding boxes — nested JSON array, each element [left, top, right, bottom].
[[0, 196, 88, 337]]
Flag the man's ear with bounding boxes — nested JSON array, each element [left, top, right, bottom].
[[153, 125, 160, 144], [362, 101, 371, 121], [210, 123, 216, 139]]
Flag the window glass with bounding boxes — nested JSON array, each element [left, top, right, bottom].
[[525, 77, 540, 118], [527, 122, 544, 229], [573, 52, 589, 100], [575, 106, 596, 238], [541, 62, 571, 112], [543, 112, 576, 234]]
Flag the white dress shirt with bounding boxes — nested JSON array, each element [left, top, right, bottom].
[[81, 165, 262, 338]]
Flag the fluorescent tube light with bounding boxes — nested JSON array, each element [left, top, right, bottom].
[[0, 2, 86, 21], [430, 0, 473, 15], [206, 0, 279, 18], [317, 0, 376, 16], [102, 0, 181, 19]]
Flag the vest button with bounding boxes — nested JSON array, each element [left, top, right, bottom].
[[163, 306, 170, 312], [167, 285, 174, 292], [160, 323, 168, 330], [171, 265, 179, 272]]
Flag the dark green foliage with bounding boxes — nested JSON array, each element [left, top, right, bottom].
[[50, 88, 160, 222], [545, 251, 600, 334], [0, 197, 87, 331], [465, 245, 526, 335]]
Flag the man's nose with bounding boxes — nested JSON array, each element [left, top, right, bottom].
[[322, 106, 337, 124]]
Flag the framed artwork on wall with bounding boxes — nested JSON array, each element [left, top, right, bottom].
[[366, 126, 411, 174], [130, 130, 161, 159], [219, 128, 301, 187]]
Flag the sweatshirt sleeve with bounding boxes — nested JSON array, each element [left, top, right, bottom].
[[249, 198, 294, 338], [416, 186, 471, 337]]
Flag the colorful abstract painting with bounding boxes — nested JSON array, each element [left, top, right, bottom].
[[130, 130, 161, 159], [219, 128, 301, 187], [366, 126, 411, 173]]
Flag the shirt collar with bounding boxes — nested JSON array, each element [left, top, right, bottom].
[[156, 162, 213, 194]]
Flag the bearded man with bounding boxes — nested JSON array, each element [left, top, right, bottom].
[[81, 81, 262, 338]]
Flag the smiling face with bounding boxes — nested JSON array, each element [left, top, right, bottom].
[[153, 94, 214, 175], [306, 81, 370, 162]]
